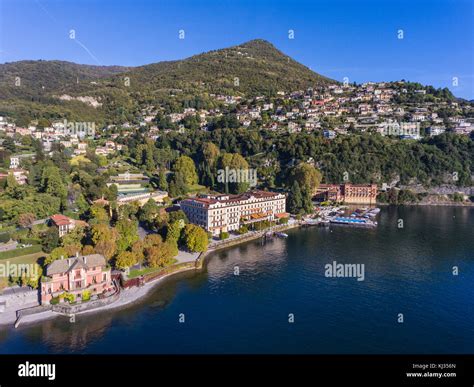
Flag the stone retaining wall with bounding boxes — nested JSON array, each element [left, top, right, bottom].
[[0, 287, 39, 308], [52, 291, 120, 315]]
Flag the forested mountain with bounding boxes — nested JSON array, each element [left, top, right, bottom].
[[116, 39, 334, 95], [0, 60, 130, 99], [0, 39, 334, 125]]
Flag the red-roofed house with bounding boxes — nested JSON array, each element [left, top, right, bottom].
[[50, 214, 88, 237]]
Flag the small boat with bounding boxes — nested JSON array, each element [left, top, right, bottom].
[[275, 232, 288, 238]]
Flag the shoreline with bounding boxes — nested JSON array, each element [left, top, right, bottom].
[[14, 264, 198, 328], [9, 223, 300, 328], [4, 204, 470, 328]]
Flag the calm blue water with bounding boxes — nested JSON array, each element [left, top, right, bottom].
[[1, 206, 473, 354]]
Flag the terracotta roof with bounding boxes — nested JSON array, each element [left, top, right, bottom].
[[50, 214, 72, 226], [74, 220, 89, 228], [181, 190, 283, 208]]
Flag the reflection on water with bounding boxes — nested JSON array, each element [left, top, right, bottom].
[[2, 270, 206, 353], [1, 206, 473, 354]]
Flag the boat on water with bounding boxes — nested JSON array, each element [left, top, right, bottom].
[[275, 232, 288, 238], [368, 208, 381, 216], [330, 216, 377, 228], [351, 207, 381, 219]]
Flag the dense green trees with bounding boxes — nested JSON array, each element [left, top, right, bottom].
[[217, 152, 251, 194], [167, 171, 187, 197], [377, 188, 419, 204], [157, 170, 168, 191], [156, 130, 472, 189], [88, 204, 110, 224], [45, 247, 68, 265], [166, 220, 184, 243], [41, 164, 67, 209], [115, 251, 138, 270], [290, 163, 322, 194], [181, 224, 208, 252], [91, 224, 118, 260], [173, 155, 198, 186], [167, 155, 200, 196], [136, 141, 156, 172], [42, 227, 59, 253], [287, 181, 303, 214], [287, 180, 313, 215], [115, 219, 139, 252], [138, 199, 160, 227], [198, 142, 220, 188], [143, 233, 178, 268]]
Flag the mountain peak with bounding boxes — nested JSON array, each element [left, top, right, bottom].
[[238, 39, 276, 48], [0, 39, 335, 121]]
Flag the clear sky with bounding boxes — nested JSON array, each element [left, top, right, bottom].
[[1, 0, 473, 99]]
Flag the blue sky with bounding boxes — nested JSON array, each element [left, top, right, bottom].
[[1, 0, 473, 99]]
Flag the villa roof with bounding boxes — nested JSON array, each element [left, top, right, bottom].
[[50, 214, 72, 226], [46, 254, 107, 276], [181, 190, 284, 208]]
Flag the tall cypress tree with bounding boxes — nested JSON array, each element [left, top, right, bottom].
[[287, 181, 303, 214], [301, 185, 314, 214]]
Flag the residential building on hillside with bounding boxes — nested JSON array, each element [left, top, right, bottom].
[[0, 169, 29, 185], [50, 214, 88, 237]]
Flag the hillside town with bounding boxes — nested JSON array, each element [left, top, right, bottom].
[[1, 81, 473, 146], [0, 77, 472, 327]]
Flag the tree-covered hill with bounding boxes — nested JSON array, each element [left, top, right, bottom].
[[0, 60, 130, 99], [154, 130, 473, 188], [0, 40, 335, 124], [117, 39, 334, 96]]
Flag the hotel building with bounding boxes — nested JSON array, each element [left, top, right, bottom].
[[180, 190, 287, 235], [314, 184, 378, 204]]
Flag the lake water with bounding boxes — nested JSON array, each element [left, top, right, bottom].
[[1, 206, 473, 354]]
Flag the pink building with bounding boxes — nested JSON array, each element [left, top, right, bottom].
[[41, 254, 112, 303]]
